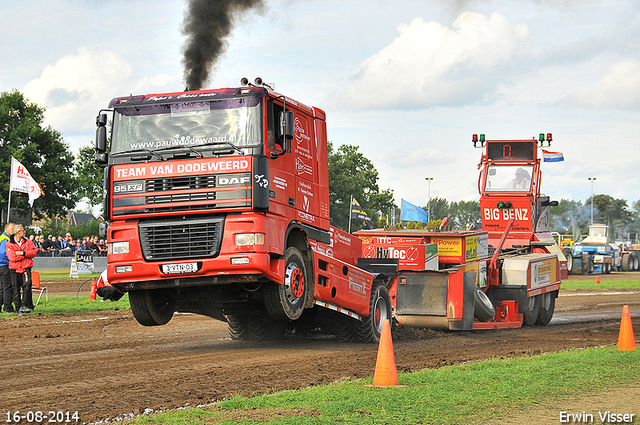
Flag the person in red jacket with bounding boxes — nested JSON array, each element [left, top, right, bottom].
[[5, 224, 37, 314]]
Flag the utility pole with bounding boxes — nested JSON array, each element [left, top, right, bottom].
[[425, 177, 433, 219], [588, 177, 596, 224]]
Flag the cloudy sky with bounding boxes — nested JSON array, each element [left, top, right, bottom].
[[2, 0, 639, 211]]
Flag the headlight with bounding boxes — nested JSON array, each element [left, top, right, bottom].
[[108, 241, 130, 255], [235, 233, 265, 246]]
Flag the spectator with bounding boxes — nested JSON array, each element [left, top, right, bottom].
[[1, 223, 16, 314], [43, 235, 54, 253], [58, 235, 72, 256], [34, 235, 46, 256], [97, 239, 107, 256], [96, 269, 124, 301], [75, 239, 84, 254], [88, 237, 99, 253], [5, 224, 37, 315]]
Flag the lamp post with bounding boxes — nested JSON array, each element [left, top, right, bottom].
[[588, 177, 596, 224], [425, 177, 433, 219]]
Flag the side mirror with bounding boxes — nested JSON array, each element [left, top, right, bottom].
[[98, 222, 107, 239], [280, 111, 294, 141], [95, 113, 108, 166]]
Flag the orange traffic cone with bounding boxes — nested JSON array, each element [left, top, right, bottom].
[[617, 305, 636, 351], [370, 319, 400, 387]]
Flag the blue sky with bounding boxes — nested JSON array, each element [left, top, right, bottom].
[[1, 0, 639, 210]]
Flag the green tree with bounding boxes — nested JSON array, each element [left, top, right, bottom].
[[75, 144, 104, 211], [0, 89, 76, 219], [449, 200, 480, 229], [327, 143, 395, 231], [588, 194, 630, 241], [427, 197, 449, 221]]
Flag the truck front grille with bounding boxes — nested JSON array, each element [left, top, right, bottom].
[[139, 217, 224, 261]]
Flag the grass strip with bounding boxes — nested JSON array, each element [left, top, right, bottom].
[[561, 277, 640, 290], [0, 294, 129, 316], [130, 346, 640, 425]]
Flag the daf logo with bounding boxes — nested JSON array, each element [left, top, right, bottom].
[[218, 176, 251, 186]]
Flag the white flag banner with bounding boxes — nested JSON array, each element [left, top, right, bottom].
[[10, 157, 42, 207]]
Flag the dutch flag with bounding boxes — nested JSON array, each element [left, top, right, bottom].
[[542, 149, 564, 162]]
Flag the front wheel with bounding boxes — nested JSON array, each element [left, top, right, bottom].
[[264, 247, 308, 321], [355, 280, 392, 343], [129, 289, 175, 326]]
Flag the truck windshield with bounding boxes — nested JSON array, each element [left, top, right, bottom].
[[110, 97, 261, 154], [484, 165, 534, 192]]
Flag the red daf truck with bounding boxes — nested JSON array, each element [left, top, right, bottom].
[[94, 80, 394, 342], [355, 134, 565, 330]]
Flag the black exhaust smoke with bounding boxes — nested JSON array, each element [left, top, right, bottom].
[[181, 0, 265, 91]]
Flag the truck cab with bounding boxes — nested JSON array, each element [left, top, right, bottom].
[[94, 81, 390, 342]]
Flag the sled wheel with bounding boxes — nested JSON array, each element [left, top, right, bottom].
[[264, 247, 308, 321], [129, 289, 175, 326], [474, 288, 495, 322], [521, 293, 540, 327], [534, 291, 557, 326]]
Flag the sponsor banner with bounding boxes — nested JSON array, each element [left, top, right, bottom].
[[531, 258, 557, 290], [113, 157, 251, 180], [361, 243, 438, 271]]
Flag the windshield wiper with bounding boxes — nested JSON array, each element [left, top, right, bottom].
[[156, 144, 203, 158], [111, 149, 165, 161], [194, 141, 245, 155]]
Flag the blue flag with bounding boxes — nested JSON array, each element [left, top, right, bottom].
[[400, 199, 429, 223]]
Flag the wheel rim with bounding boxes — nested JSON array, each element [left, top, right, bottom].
[[541, 293, 551, 310], [527, 296, 536, 311], [284, 263, 305, 303], [372, 294, 389, 333]]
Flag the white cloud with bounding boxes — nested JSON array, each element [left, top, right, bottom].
[[21, 47, 183, 152], [571, 60, 640, 109], [23, 47, 133, 134], [329, 12, 529, 110]]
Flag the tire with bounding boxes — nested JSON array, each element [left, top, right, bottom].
[[521, 294, 540, 327], [331, 313, 358, 342], [355, 280, 392, 343], [604, 263, 611, 274], [622, 253, 631, 271], [633, 253, 640, 271], [534, 291, 557, 326], [563, 249, 573, 274], [129, 289, 175, 326], [227, 314, 249, 340], [248, 311, 285, 341], [474, 288, 495, 322], [264, 247, 308, 321]]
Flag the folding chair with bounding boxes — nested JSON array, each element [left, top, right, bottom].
[[31, 271, 48, 306]]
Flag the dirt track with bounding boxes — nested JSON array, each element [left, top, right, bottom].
[[1, 273, 640, 423]]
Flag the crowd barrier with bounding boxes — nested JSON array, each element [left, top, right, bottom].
[[33, 257, 107, 273]]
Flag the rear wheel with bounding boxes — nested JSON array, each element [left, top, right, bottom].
[[264, 247, 308, 321], [534, 291, 557, 326], [227, 314, 249, 340], [355, 280, 392, 343], [622, 253, 631, 271], [129, 289, 175, 326], [248, 311, 285, 341], [521, 293, 540, 326], [633, 253, 640, 271], [331, 313, 358, 342]]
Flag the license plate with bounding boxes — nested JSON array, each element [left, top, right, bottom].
[[162, 262, 198, 274]]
